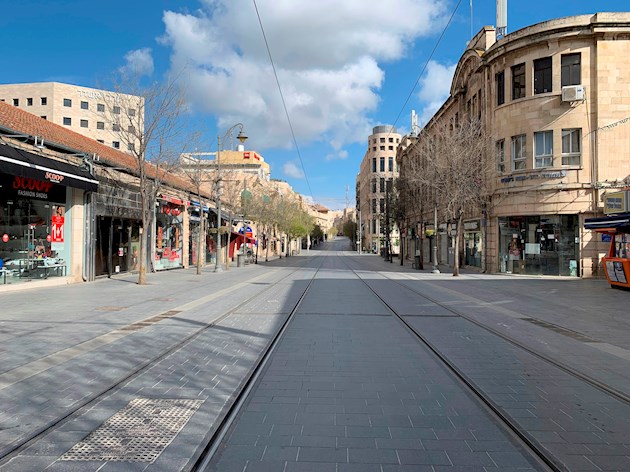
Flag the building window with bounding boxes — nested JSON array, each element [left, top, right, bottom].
[[112, 141, 120, 149], [372, 219, 377, 234], [380, 138, 385, 143], [496, 139, 505, 173], [534, 57, 552, 94], [388, 146, 393, 151], [80, 119, 88, 128], [12, 98, 19, 106], [561, 53, 581, 86], [372, 199, 376, 213], [372, 157, 377, 172], [389, 137, 393, 143], [534, 131, 553, 168], [379, 198, 385, 213], [388, 157, 394, 172], [379, 157, 385, 172], [97, 103, 105, 112], [129, 108, 136, 117], [27, 97, 33, 106], [97, 121, 105, 130], [63, 98, 72, 107], [128, 125, 135, 133], [499, 71, 507, 106], [112, 123, 121, 132], [371, 179, 376, 193], [40, 116, 47, 120], [380, 146, 385, 151], [562, 128, 581, 165], [127, 143, 135, 151], [113, 106, 121, 114], [41, 97, 47, 105], [97, 139, 104, 144], [511, 63, 525, 100], [379, 178, 385, 193], [80, 101, 88, 110], [511, 134, 527, 170], [63, 117, 71, 126]]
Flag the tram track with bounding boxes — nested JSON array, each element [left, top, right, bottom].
[[0, 258, 322, 468], [340, 254, 630, 471]]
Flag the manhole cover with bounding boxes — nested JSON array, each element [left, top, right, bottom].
[[60, 398, 203, 463]]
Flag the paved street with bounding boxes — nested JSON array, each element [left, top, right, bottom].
[[1, 237, 630, 471]]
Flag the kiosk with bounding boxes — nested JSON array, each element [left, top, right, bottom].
[[584, 212, 630, 290]]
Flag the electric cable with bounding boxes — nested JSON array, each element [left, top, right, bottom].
[[252, 0, 314, 202]]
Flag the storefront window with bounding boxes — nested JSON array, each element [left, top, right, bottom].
[[499, 215, 578, 276], [1, 175, 69, 284], [155, 202, 184, 270]]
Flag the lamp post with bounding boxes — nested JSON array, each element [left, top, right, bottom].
[[214, 123, 248, 272], [432, 204, 440, 273]]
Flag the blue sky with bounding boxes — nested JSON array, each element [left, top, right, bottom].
[[0, 1, 625, 209]]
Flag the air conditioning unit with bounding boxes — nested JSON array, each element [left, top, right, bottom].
[[562, 85, 585, 102]]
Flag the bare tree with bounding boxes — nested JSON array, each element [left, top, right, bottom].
[[405, 116, 493, 275], [105, 73, 190, 284], [179, 150, 212, 275]]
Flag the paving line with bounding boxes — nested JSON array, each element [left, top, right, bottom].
[[0, 278, 261, 389]]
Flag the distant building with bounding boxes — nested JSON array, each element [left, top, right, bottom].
[[180, 149, 271, 181], [0, 82, 143, 153], [356, 125, 401, 254]]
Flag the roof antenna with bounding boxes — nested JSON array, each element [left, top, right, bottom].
[[496, 0, 508, 39]]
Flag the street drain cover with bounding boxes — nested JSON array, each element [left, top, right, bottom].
[[60, 398, 203, 463]]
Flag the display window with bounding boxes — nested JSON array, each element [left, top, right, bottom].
[[498, 215, 578, 276], [1, 173, 69, 283], [155, 202, 184, 270]]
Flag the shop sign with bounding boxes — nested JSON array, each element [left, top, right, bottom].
[[500, 170, 567, 185], [464, 220, 480, 231], [1, 174, 65, 201], [604, 191, 629, 214]]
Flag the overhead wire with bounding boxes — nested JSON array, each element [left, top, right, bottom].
[[252, 0, 314, 202], [389, 0, 464, 132]]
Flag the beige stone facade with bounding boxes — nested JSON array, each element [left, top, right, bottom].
[[356, 125, 401, 254], [397, 13, 630, 277], [0, 82, 143, 153]]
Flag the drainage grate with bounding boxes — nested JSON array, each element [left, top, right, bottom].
[[118, 311, 182, 332], [95, 306, 127, 312], [523, 318, 593, 341], [60, 398, 203, 463]]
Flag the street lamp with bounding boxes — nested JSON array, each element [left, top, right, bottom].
[[214, 123, 248, 272]]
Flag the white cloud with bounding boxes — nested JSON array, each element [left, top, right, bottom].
[[417, 60, 456, 125], [119, 48, 154, 77], [160, 0, 448, 150], [283, 161, 305, 179], [325, 150, 349, 161]]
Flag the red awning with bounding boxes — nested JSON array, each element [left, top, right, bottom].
[[159, 194, 187, 206]]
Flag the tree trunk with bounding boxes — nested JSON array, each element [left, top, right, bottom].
[[196, 213, 204, 275], [453, 214, 463, 277]]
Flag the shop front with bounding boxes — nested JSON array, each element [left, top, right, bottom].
[[92, 181, 142, 277], [464, 219, 482, 268], [498, 214, 579, 276], [0, 144, 98, 285], [189, 201, 215, 267], [155, 195, 186, 270]]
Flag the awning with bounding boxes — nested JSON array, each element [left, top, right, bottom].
[[159, 194, 187, 206], [0, 143, 98, 192], [584, 214, 630, 232]]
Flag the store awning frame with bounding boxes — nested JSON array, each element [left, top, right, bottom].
[[0, 143, 99, 192], [584, 213, 630, 232]]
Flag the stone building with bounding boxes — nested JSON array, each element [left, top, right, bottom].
[[356, 125, 401, 254], [0, 82, 143, 153], [397, 13, 630, 277]]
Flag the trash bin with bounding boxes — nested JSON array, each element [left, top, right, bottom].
[[237, 254, 243, 267], [413, 255, 421, 270]]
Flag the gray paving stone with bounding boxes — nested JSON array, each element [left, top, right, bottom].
[[296, 446, 348, 463]]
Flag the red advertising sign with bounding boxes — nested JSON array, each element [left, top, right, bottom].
[[51, 216, 64, 243]]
